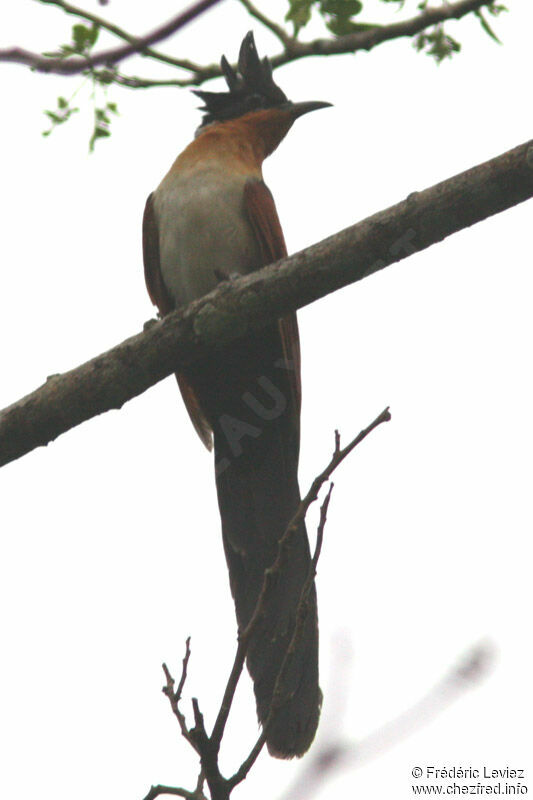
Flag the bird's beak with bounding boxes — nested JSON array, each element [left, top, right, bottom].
[[288, 100, 333, 120]]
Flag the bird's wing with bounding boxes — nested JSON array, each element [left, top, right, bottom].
[[243, 179, 302, 416], [142, 192, 213, 451], [142, 192, 172, 315]]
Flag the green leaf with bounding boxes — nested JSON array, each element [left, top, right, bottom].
[[319, 0, 364, 36], [72, 24, 89, 52], [87, 23, 100, 47], [339, 21, 380, 31], [320, 0, 362, 15], [285, 0, 315, 31], [414, 25, 460, 63], [42, 96, 79, 139], [71, 22, 99, 54], [106, 101, 118, 114], [475, 9, 502, 43], [325, 16, 362, 34], [414, 32, 427, 52], [89, 125, 111, 152], [487, 2, 507, 16]]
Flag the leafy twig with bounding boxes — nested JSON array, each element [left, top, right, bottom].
[[0, 0, 502, 85], [38, 0, 208, 72], [0, 0, 224, 75]]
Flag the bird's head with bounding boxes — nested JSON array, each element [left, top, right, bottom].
[[193, 32, 331, 157]]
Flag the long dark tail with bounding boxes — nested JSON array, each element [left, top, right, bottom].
[[186, 324, 321, 758]]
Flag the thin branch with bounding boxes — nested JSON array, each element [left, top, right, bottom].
[[268, 0, 497, 70], [142, 785, 202, 800], [226, 731, 267, 790], [38, 0, 206, 72], [1, 139, 532, 468], [162, 646, 230, 800], [162, 638, 200, 753], [282, 412, 391, 541], [0, 0, 224, 75], [0, 0, 497, 84], [143, 770, 206, 800], [236, 0, 293, 47], [95, 69, 194, 89], [208, 639, 247, 752]]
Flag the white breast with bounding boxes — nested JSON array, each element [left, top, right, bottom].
[[153, 165, 260, 308]]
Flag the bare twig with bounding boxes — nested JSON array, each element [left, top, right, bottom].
[[162, 638, 199, 752], [143, 770, 206, 800], [284, 410, 391, 540], [0, 0, 224, 75], [1, 140, 531, 469], [142, 784, 204, 800], [208, 641, 247, 752], [226, 730, 267, 790], [161, 643, 231, 800]]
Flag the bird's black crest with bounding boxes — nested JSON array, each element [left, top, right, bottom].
[[194, 32, 288, 126]]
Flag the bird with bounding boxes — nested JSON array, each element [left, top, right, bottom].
[[142, 31, 331, 758]]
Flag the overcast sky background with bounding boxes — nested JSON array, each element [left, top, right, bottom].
[[1, 1, 532, 798]]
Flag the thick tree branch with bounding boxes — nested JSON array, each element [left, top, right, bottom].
[[1, 140, 532, 469], [0, 0, 497, 86]]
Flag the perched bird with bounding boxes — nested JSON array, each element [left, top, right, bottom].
[[142, 32, 330, 758]]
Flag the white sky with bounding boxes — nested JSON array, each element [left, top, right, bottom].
[[1, 2, 532, 799]]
